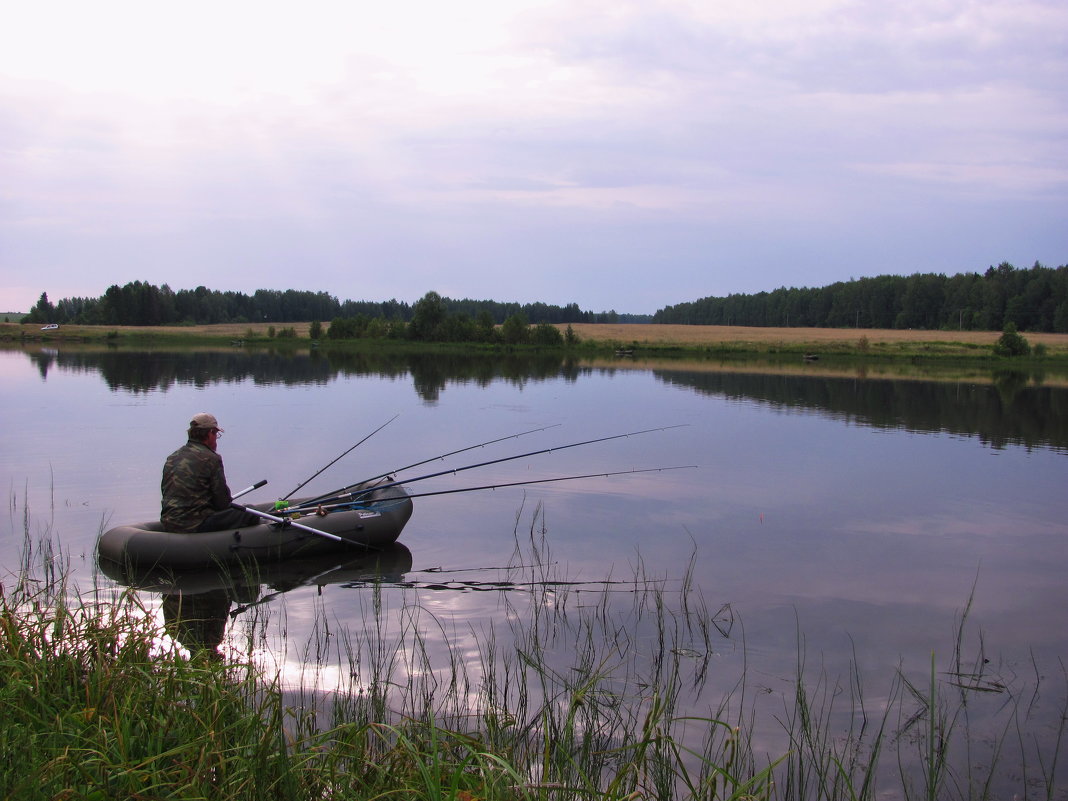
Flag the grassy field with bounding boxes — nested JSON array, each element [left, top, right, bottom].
[[5, 320, 1068, 358], [566, 322, 1068, 353]]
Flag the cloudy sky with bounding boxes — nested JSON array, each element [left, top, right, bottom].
[[2, 0, 1066, 315]]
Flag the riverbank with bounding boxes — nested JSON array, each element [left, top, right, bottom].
[[4, 320, 1068, 361]]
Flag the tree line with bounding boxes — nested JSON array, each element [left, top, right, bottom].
[[652, 262, 1068, 332], [322, 291, 579, 346], [21, 261, 1067, 335], [21, 284, 630, 329]]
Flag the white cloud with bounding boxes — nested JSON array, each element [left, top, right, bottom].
[[1, 0, 1065, 312]]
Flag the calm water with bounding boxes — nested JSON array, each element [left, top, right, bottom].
[[3, 344, 1066, 793]]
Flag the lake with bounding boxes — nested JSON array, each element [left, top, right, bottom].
[[2, 343, 1066, 797]]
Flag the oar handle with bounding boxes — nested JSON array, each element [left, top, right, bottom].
[[232, 479, 268, 501]]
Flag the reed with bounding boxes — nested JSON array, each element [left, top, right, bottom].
[[1, 504, 1064, 800]]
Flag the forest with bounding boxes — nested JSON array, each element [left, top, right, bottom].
[[19, 285, 631, 328], [18, 261, 1068, 334], [653, 262, 1068, 332]]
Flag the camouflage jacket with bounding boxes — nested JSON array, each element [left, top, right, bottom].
[[161, 440, 233, 533]]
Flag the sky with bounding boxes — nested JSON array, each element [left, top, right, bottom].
[[2, 0, 1066, 315]]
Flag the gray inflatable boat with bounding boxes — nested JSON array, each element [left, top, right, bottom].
[[97, 480, 413, 570]]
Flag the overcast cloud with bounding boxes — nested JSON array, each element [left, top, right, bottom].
[[2, 0, 1066, 314]]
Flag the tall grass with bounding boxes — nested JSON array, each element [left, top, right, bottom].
[[1, 500, 1065, 800]]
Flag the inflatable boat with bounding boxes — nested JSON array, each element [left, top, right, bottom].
[[97, 480, 413, 570]]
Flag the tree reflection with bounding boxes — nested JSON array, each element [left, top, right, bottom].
[[655, 369, 1068, 451], [13, 346, 1068, 451]]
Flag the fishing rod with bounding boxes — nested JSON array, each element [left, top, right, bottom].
[[390, 465, 698, 501], [289, 424, 689, 510], [294, 464, 696, 518], [292, 422, 562, 508], [279, 415, 398, 501]]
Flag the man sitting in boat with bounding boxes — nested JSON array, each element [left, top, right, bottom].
[[161, 413, 258, 533]]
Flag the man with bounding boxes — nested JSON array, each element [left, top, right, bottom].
[[161, 412, 257, 532]]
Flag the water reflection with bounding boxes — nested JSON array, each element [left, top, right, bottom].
[[18, 346, 587, 400], [24, 347, 337, 391], [160, 589, 237, 661], [7, 340, 1063, 795], [99, 544, 413, 658], [10, 345, 1068, 451], [654, 368, 1068, 451]]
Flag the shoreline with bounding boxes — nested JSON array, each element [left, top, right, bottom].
[[4, 320, 1068, 361]]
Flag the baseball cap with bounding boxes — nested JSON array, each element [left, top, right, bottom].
[[190, 412, 223, 431]]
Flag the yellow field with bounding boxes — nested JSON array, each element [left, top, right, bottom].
[[564, 323, 1068, 352]]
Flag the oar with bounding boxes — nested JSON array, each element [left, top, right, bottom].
[[233, 502, 346, 543], [279, 415, 398, 501], [292, 423, 562, 509], [311, 465, 697, 511], [232, 480, 268, 501]]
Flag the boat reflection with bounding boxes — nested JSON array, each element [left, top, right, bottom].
[[98, 544, 413, 658]]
